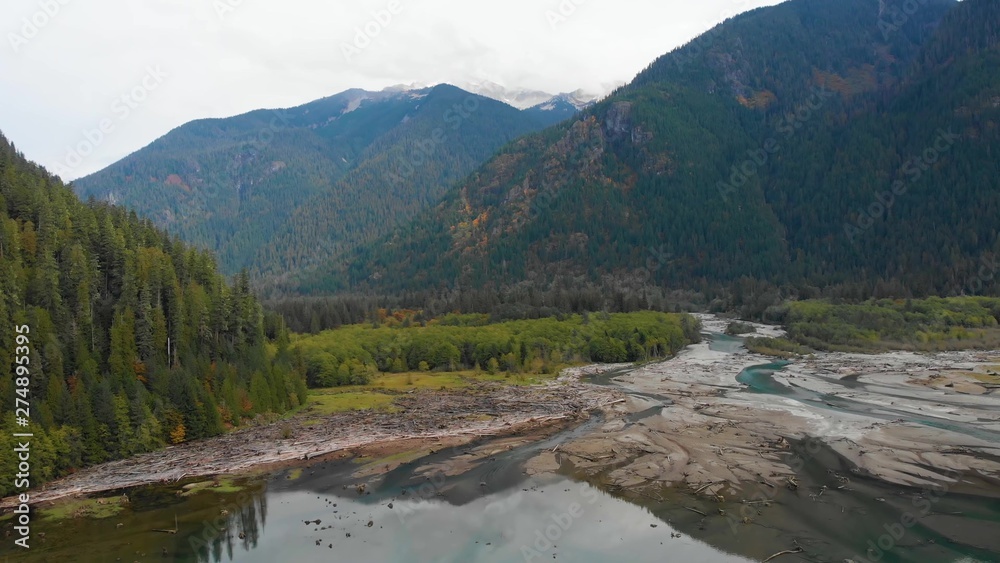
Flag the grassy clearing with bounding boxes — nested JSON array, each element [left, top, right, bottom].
[[305, 392, 398, 417], [966, 369, 1000, 385], [297, 367, 560, 423], [39, 496, 127, 521], [367, 371, 472, 391]]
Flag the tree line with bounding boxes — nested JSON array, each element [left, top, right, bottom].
[[0, 133, 307, 496]]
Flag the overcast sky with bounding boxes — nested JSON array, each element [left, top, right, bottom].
[[1, 0, 784, 180]]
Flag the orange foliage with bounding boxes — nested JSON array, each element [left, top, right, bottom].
[[737, 90, 778, 109], [472, 211, 489, 228]]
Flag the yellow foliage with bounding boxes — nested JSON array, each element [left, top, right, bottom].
[[170, 423, 186, 444]]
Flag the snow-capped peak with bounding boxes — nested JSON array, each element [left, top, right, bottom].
[[456, 80, 555, 110], [378, 80, 615, 112]]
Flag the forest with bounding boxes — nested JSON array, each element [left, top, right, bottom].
[[292, 311, 701, 388], [313, 0, 1000, 303], [781, 297, 1000, 352], [0, 133, 307, 497], [73, 85, 559, 286]]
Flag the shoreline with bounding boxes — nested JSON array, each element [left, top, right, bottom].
[[528, 315, 1000, 499], [7, 316, 999, 515], [0, 372, 623, 510]]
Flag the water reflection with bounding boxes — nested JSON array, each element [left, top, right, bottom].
[[190, 492, 268, 563], [184, 476, 752, 563]]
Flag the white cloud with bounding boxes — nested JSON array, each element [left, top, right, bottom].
[[0, 0, 784, 179]]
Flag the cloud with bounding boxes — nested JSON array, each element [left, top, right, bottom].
[[0, 0, 784, 179]]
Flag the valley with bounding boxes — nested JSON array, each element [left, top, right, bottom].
[[3, 0, 1000, 561], [3, 314, 998, 562]]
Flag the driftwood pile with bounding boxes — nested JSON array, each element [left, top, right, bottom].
[[1, 378, 619, 509]]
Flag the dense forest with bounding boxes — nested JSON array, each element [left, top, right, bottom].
[[0, 133, 307, 496], [74, 85, 566, 284], [783, 297, 1000, 352], [304, 0, 999, 304], [267, 283, 709, 334], [292, 311, 701, 388]]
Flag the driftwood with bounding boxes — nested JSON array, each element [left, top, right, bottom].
[[153, 515, 179, 534], [762, 547, 804, 562], [2, 378, 623, 509], [683, 506, 707, 517], [693, 481, 725, 495]]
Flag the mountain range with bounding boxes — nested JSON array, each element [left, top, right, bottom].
[[75, 0, 1000, 304], [321, 0, 1000, 301], [73, 84, 591, 280]]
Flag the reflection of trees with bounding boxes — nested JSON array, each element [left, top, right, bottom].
[[191, 489, 268, 563]]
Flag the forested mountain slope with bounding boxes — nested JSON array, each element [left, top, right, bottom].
[[328, 0, 1000, 300], [74, 85, 563, 281], [0, 132, 306, 496]]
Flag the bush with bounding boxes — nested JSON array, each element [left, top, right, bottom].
[[744, 337, 812, 358], [725, 321, 757, 336]]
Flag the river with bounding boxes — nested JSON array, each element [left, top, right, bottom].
[[3, 330, 998, 562]]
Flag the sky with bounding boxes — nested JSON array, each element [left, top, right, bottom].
[[1, 0, 784, 180]]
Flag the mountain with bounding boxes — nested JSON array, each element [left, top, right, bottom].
[[457, 80, 556, 110], [73, 85, 562, 281], [0, 131, 306, 496], [318, 0, 1000, 300], [459, 80, 606, 116], [525, 90, 604, 124]]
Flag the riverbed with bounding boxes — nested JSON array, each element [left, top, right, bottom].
[[3, 315, 999, 562]]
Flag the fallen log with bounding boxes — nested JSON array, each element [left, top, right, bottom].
[[762, 547, 804, 562], [153, 515, 179, 534]]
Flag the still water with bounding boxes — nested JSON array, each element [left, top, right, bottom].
[[2, 473, 753, 563]]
